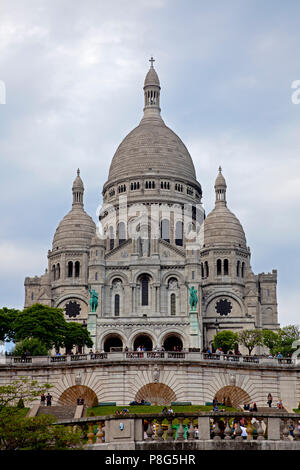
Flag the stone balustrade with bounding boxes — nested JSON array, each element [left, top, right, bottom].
[[1, 351, 295, 366], [54, 411, 300, 450]]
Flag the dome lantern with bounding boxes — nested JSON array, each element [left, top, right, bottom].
[[214, 166, 227, 206], [143, 57, 161, 119], [72, 168, 84, 208]]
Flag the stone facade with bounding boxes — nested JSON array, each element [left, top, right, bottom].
[[24, 59, 279, 356]]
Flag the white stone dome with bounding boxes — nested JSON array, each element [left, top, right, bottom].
[[203, 168, 247, 249], [52, 170, 96, 250], [107, 118, 198, 184]]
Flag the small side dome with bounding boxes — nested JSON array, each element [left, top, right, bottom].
[[203, 167, 247, 248], [52, 170, 96, 250]]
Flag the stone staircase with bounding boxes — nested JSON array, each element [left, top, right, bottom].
[[252, 406, 288, 413], [37, 405, 77, 420]]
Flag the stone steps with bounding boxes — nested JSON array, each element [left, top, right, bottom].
[[37, 405, 77, 420]]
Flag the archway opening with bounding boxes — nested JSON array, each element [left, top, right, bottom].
[[103, 334, 123, 352], [133, 334, 153, 351], [135, 383, 176, 406], [214, 386, 251, 409], [163, 335, 183, 352], [58, 385, 98, 407]]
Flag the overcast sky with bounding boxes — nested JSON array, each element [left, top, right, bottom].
[[0, 0, 299, 327]]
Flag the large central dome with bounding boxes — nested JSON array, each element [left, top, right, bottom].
[[108, 118, 197, 183], [104, 58, 201, 194]]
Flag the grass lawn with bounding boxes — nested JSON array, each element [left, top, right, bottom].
[[87, 404, 238, 417]]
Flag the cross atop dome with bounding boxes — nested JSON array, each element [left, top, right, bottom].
[[149, 56, 155, 67]]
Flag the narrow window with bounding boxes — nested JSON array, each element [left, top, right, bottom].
[[171, 293, 176, 315], [236, 260, 240, 277], [175, 221, 183, 246], [217, 259, 222, 276], [141, 276, 149, 306], [75, 261, 80, 278], [241, 262, 245, 278], [205, 261, 209, 277], [161, 219, 170, 243], [68, 261, 73, 278], [224, 259, 229, 276], [95, 272, 98, 281], [115, 294, 120, 316], [118, 222, 126, 246]]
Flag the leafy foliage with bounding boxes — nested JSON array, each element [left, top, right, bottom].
[[0, 307, 19, 342], [9, 304, 93, 352], [13, 337, 49, 357], [63, 322, 93, 351], [0, 377, 82, 450], [238, 329, 264, 355], [12, 304, 67, 350], [213, 330, 239, 353]]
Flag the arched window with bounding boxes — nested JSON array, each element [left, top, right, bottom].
[[56, 263, 60, 280], [67, 261, 73, 278], [141, 275, 149, 306], [236, 261, 240, 277], [201, 263, 204, 278], [118, 221, 126, 246], [241, 262, 245, 278], [95, 272, 98, 281], [170, 293, 176, 315], [205, 261, 209, 277], [109, 226, 114, 250], [52, 265, 56, 281], [217, 259, 222, 276], [224, 259, 229, 276], [114, 294, 120, 316], [161, 219, 170, 243], [75, 261, 80, 278], [175, 221, 183, 246]]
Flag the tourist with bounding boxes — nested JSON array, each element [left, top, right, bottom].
[[267, 393, 273, 408], [277, 399, 283, 409], [167, 407, 174, 414], [277, 352, 283, 359], [240, 424, 248, 440], [46, 393, 52, 406], [243, 403, 250, 411], [250, 403, 258, 412], [40, 393, 46, 406]]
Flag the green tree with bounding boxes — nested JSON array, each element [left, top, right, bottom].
[[13, 304, 67, 350], [0, 377, 82, 450], [0, 307, 19, 342], [262, 329, 279, 355], [13, 337, 49, 357], [213, 330, 239, 354], [276, 325, 300, 357], [238, 329, 264, 355], [63, 322, 93, 352]]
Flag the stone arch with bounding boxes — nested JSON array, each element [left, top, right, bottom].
[[129, 329, 156, 350], [160, 331, 184, 351], [161, 270, 184, 286], [106, 271, 129, 287], [158, 329, 188, 349], [102, 333, 124, 352], [56, 294, 88, 309], [214, 386, 251, 408], [98, 330, 127, 351], [58, 385, 98, 407], [204, 291, 245, 317], [135, 382, 177, 406]]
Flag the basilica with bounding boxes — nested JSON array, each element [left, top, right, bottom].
[[24, 59, 279, 354]]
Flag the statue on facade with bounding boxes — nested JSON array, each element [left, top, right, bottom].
[[188, 286, 198, 311], [88, 286, 98, 312]]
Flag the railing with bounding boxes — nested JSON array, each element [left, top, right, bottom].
[[54, 411, 300, 446], [2, 352, 295, 366]]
